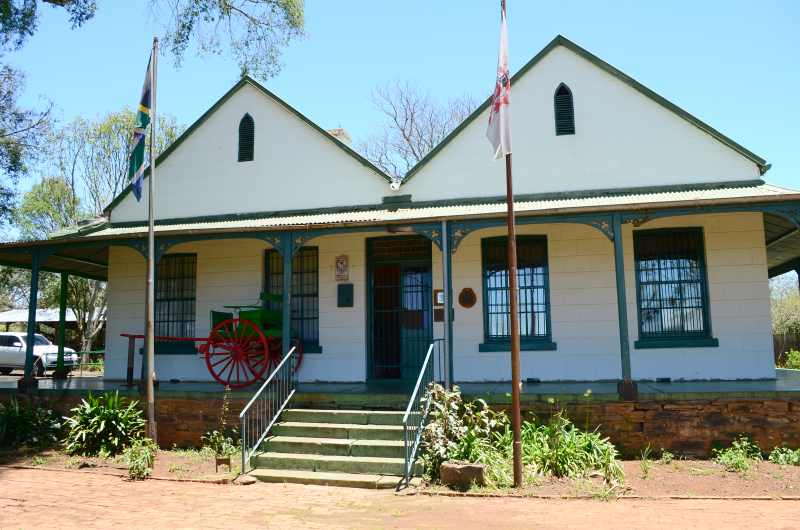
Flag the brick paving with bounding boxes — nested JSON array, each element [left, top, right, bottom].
[[1, 468, 800, 529]]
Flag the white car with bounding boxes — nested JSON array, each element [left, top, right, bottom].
[[0, 332, 79, 376]]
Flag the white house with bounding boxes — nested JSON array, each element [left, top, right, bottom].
[[3, 35, 799, 393]]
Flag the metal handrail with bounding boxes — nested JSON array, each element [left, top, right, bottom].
[[239, 346, 297, 473], [400, 339, 443, 486]]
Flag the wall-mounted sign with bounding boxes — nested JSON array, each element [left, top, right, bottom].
[[458, 288, 477, 309], [335, 255, 349, 281]]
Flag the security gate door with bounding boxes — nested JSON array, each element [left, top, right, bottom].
[[368, 236, 432, 381]]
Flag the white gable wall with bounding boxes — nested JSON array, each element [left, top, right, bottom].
[[111, 83, 390, 224], [402, 45, 760, 202]]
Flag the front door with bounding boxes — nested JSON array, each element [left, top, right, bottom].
[[367, 236, 432, 381]]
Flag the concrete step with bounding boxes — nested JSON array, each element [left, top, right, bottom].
[[253, 451, 418, 476], [282, 409, 405, 426], [249, 468, 410, 489], [263, 436, 405, 459], [272, 421, 404, 441]]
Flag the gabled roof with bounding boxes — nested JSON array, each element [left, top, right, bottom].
[[401, 35, 770, 184], [104, 76, 393, 214]]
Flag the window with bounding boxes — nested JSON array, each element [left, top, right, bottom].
[[554, 83, 575, 136], [238, 113, 254, 162], [480, 236, 554, 351], [155, 254, 197, 338], [634, 228, 717, 347], [264, 247, 320, 351]]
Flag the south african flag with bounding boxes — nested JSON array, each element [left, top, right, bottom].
[[128, 54, 152, 202]]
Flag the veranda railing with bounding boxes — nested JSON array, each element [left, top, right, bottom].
[[239, 346, 297, 473], [400, 338, 444, 487]]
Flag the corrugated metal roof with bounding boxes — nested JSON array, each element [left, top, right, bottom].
[[75, 182, 800, 239]]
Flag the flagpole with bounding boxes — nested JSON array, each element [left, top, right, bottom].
[[145, 36, 158, 442], [504, 151, 523, 488]]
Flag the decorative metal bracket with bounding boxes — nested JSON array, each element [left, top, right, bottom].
[[765, 205, 800, 228], [449, 224, 477, 253], [583, 218, 614, 241], [410, 224, 442, 250]]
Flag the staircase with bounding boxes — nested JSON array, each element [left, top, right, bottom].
[[249, 408, 419, 489]]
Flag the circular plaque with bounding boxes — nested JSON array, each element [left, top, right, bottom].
[[458, 288, 477, 309]]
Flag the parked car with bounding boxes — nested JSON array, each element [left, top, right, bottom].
[[0, 332, 79, 376]]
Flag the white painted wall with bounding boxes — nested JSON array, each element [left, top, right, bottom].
[[401, 44, 761, 202], [110, 83, 390, 223], [103, 213, 774, 383]]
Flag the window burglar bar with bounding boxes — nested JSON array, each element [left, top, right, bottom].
[[155, 254, 196, 338], [634, 228, 710, 338]]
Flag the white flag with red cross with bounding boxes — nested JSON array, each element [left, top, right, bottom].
[[486, 0, 512, 159]]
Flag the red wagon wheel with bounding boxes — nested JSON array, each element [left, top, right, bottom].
[[204, 318, 269, 388], [266, 336, 304, 375]]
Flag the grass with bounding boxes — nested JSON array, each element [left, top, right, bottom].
[[713, 436, 762, 473], [639, 445, 652, 479]]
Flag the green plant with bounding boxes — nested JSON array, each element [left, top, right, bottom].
[[639, 445, 652, 479], [782, 350, 800, 370], [518, 412, 624, 484], [713, 435, 762, 473], [0, 397, 62, 449], [769, 446, 800, 466], [659, 449, 675, 465], [122, 437, 157, 480], [63, 392, 145, 457], [201, 386, 239, 456]]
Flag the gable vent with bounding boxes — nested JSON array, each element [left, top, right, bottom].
[[554, 83, 575, 136], [238, 114, 255, 162]]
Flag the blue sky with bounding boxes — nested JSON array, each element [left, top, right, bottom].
[[7, 0, 800, 189]]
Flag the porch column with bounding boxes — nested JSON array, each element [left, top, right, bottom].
[[54, 272, 69, 380], [612, 214, 637, 399], [281, 233, 293, 356], [20, 251, 41, 390], [441, 220, 453, 387]]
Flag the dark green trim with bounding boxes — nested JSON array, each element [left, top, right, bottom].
[[382, 195, 412, 205], [402, 35, 768, 184], [479, 340, 558, 352], [634, 337, 719, 349], [302, 341, 323, 354], [612, 213, 632, 381], [104, 76, 392, 215]]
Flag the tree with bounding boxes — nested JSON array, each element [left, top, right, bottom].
[[49, 109, 180, 214], [0, 65, 51, 225], [15, 176, 79, 239], [360, 82, 477, 179], [1, 1, 304, 79]]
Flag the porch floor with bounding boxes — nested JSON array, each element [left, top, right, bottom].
[[1, 369, 799, 403]]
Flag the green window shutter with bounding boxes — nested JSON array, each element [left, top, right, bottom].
[[554, 83, 575, 136], [633, 228, 713, 341], [238, 114, 254, 162], [480, 235, 552, 343]]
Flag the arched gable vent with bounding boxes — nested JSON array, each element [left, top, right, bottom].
[[238, 114, 255, 162], [554, 83, 575, 136]]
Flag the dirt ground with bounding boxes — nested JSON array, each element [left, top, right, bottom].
[[1, 467, 799, 529]]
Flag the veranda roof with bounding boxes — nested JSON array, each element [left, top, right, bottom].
[[1, 181, 799, 282]]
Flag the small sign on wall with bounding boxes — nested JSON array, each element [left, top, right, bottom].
[[335, 255, 349, 281]]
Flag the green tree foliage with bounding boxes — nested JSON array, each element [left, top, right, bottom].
[[49, 109, 180, 214], [2, 1, 304, 80], [0, 65, 51, 224], [15, 176, 79, 240], [771, 277, 800, 363]]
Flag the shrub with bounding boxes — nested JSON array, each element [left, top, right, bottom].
[[518, 412, 623, 484], [0, 397, 62, 449], [713, 435, 762, 473], [419, 385, 623, 486], [122, 437, 158, 480], [419, 384, 508, 480], [659, 449, 675, 465], [782, 350, 800, 370], [63, 392, 145, 457], [769, 446, 800, 466]]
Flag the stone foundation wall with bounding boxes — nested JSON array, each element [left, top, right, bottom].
[[4, 393, 799, 457], [498, 398, 800, 458]]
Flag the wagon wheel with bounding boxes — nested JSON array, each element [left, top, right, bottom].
[[266, 336, 304, 375], [204, 318, 269, 388]]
